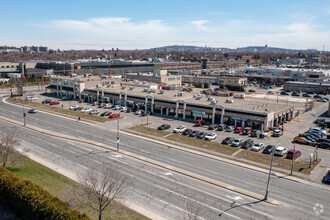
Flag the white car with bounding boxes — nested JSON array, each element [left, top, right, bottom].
[[120, 107, 127, 112], [173, 126, 187, 133], [81, 108, 93, 113], [114, 105, 121, 110], [135, 110, 143, 115], [231, 138, 244, 147], [274, 146, 288, 156], [251, 143, 265, 152], [89, 109, 100, 115], [267, 91, 275, 95], [69, 105, 80, 110], [205, 133, 217, 140]]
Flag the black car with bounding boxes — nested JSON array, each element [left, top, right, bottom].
[[262, 145, 276, 154], [314, 118, 325, 124], [241, 139, 254, 149], [306, 91, 314, 94], [314, 95, 322, 99], [280, 91, 290, 95], [302, 93, 312, 98], [317, 142, 330, 149], [322, 97, 329, 101], [42, 99, 52, 104], [182, 129, 193, 135], [291, 92, 300, 96], [28, 109, 37, 113], [100, 111, 112, 117], [158, 124, 171, 130], [221, 137, 235, 145], [197, 132, 207, 139], [189, 130, 200, 137], [248, 89, 256, 92]]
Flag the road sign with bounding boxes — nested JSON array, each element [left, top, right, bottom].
[[192, 110, 205, 115]]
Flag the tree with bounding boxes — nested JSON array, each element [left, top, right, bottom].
[[70, 167, 132, 220], [0, 127, 26, 168], [181, 198, 207, 220]]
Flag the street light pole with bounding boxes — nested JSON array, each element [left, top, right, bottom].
[[265, 143, 279, 200], [23, 99, 26, 127], [290, 145, 295, 175], [116, 116, 120, 151]]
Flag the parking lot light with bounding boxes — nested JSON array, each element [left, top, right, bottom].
[[117, 116, 120, 151]]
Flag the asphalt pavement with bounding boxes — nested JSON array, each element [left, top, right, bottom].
[[0, 96, 329, 219]]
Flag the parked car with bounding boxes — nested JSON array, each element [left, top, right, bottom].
[[109, 113, 120, 118], [69, 105, 80, 110], [291, 92, 300, 96], [135, 110, 143, 115], [218, 124, 227, 131], [221, 137, 235, 145], [204, 133, 217, 140], [314, 118, 325, 124], [225, 126, 234, 132], [234, 127, 243, 133], [248, 89, 256, 92], [113, 105, 121, 110], [317, 142, 330, 149], [231, 138, 244, 147], [314, 95, 322, 99], [267, 91, 275, 95], [197, 131, 207, 139], [41, 99, 52, 104], [81, 108, 92, 113], [100, 111, 112, 117], [225, 99, 234, 103], [322, 97, 329, 101], [89, 109, 100, 115], [173, 126, 187, 133], [182, 129, 193, 135], [208, 124, 218, 130], [293, 136, 313, 145], [140, 111, 151, 116], [50, 101, 60, 105], [189, 130, 200, 137], [251, 142, 265, 152], [250, 129, 261, 137], [242, 127, 252, 135], [28, 109, 37, 113], [262, 145, 276, 154], [317, 98, 327, 103], [120, 107, 127, 112], [195, 119, 206, 127], [286, 150, 302, 160], [241, 139, 254, 149], [323, 168, 330, 183], [273, 129, 283, 137], [103, 104, 112, 109], [280, 91, 289, 95], [302, 93, 312, 98], [309, 127, 326, 136], [274, 146, 288, 156], [158, 124, 171, 130]]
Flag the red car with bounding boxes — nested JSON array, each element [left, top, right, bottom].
[[286, 149, 302, 160], [235, 127, 243, 133], [109, 113, 120, 118], [195, 119, 206, 127], [50, 101, 60, 105]]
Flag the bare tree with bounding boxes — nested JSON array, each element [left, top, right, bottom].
[[68, 166, 132, 220], [0, 127, 25, 168], [181, 198, 207, 220]]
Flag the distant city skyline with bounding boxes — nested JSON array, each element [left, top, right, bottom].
[[1, 0, 329, 50]]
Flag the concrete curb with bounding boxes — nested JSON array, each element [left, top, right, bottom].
[[121, 130, 330, 192], [0, 115, 279, 205], [310, 159, 324, 174]]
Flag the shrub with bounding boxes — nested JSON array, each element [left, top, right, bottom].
[[0, 167, 89, 220], [226, 85, 245, 92]]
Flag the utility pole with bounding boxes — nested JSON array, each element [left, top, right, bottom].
[[116, 116, 120, 151], [290, 145, 295, 175], [23, 99, 26, 127], [265, 144, 278, 200]]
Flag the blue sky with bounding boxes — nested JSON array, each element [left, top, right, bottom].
[[1, 0, 329, 50]]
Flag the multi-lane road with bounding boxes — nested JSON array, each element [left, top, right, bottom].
[[0, 96, 329, 219]]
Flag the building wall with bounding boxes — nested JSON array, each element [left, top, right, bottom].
[[182, 75, 247, 86], [127, 74, 182, 87]]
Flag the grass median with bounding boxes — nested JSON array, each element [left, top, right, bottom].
[[236, 150, 321, 175], [8, 98, 110, 123], [167, 133, 238, 155], [128, 124, 171, 137], [0, 81, 50, 89], [6, 159, 149, 220]]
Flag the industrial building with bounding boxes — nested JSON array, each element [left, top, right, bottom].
[[126, 70, 182, 87], [284, 81, 330, 93], [182, 75, 247, 86]]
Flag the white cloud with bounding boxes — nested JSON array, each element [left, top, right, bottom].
[[191, 20, 209, 30]]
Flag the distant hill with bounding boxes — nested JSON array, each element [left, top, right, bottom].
[[146, 45, 319, 53]]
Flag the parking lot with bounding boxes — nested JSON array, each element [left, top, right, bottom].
[[23, 91, 330, 181]]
